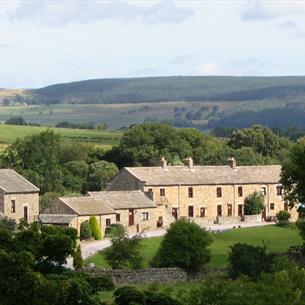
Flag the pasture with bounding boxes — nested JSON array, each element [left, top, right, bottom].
[[87, 225, 303, 268], [0, 124, 122, 148]]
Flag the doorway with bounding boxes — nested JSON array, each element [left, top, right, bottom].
[[172, 208, 178, 220], [24, 206, 29, 223], [129, 209, 134, 226]]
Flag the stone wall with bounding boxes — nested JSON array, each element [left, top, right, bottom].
[[217, 216, 241, 224], [84, 267, 187, 284], [84, 266, 226, 284], [244, 214, 262, 223]]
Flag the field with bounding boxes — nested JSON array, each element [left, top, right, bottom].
[[87, 225, 303, 268], [0, 124, 122, 148], [0, 101, 262, 130]]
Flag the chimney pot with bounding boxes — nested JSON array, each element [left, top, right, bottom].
[[227, 157, 236, 169], [160, 157, 167, 169], [184, 157, 193, 168]]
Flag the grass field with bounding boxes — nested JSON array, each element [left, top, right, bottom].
[[0, 101, 245, 130], [87, 225, 303, 268], [0, 124, 122, 147]]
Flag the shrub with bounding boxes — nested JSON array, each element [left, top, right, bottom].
[[80, 221, 92, 240], [0, 216, 16, 232], [151, 219, 212, 274], [73, 245, 83, 270], [84, 274, 115, 293], [144, 290, 182, 305], [228, 243, 275, 280], [114, 286, 145, 305], [89, 216, 102, 240], [277, 210, 291, 222], [244, 192, 265, 215], [104, 233, 142, 269], [105, 223, 125, 237]]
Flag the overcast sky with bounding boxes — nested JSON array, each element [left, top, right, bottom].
[[1, 0, 305, 88]]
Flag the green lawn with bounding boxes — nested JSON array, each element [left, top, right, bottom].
[[0, 124, 121, 147], [87, 225, 303, 268]]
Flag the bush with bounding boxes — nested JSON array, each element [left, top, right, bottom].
[[151, 219, 212, 274], [105, 223, 125, 237], [0, 216, 16, 232], [80, 221, 92, 240], [228, 243, 275, 280], [89, 216, 102, 240], [84, 274, 115, 293], [104, 233, 142, 269], [144, 290, 182, 305], [277, 210, 291, 222], [73, 245, 83, 270], [114, 286, 145, 305], [244, 192, 265, 215]]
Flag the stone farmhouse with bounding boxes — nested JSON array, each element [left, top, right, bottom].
[[40, 190, 174, 236], [0, 169, 39, 223], [107, 157, 298, 224]]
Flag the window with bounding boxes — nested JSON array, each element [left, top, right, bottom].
[[188, 187, 193, 198], [200, 207, 206, 217], [227, 204, 233, 216], [217, 205, 222, 216], [276, 185, 283, 196], [160, 188, 165, 196], [188, 206, 194, 217], [106, 218, 111, 227], [11, 200, 15, 213], [148, 188, 153, 192], [238, 204, 243, 216], [284, 202, 288, 211], [261, 186, 267, 196], [216, 187, 222, 198], [142, 212, 149, 220], [270, 203, 275, 210], [238, 186, 243, 197], [116, 213, 120, 222]]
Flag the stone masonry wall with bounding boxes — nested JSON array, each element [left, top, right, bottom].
[[84, 267, 226, 284]]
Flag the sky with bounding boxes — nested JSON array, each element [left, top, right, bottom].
[[1, 0, 305, 88]]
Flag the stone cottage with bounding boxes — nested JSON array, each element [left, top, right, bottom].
[[0, 169, 39, 223], [40, 190, 174, 236], [107, 157, 298, 224]]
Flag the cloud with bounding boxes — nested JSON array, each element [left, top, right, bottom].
[[241, 2, 305, 21], [278, 20, 297, 30], [0, 43, 16, 49], [8, 1, 194, 26], [197, 63, 221, 75]]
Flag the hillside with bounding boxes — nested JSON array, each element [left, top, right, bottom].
[[3, 76, 305, 105]]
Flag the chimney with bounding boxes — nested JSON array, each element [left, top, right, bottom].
[[184, 157, 193, 168], [227, 157, 236, 169], [160, 157, 167, 169]]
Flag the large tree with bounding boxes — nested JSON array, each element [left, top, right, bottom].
[[281, 138, 305, 209]]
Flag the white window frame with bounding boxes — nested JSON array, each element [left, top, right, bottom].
[[141, 212, 149, 221]]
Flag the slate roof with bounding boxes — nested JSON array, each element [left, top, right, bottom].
[[58, 197, 116, 216], [0, 169, 39, 193], [124, 165, 282, 186], [88, 190, 156, 209], [39, 214, 76, 224]]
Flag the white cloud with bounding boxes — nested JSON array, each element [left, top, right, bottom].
[[197, 63, 221, 75], [8, 1, 194, 26]]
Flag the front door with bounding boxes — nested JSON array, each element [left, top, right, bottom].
[[238, 204, 243, 216], [262, 208, 267, 221], [172, 208, 178, 220], [227, 204, 233, 216], [24, 206, 28, 223], [129, 209, 134, 226], [188, 206, 194, 218], [217, 205, 222, 216]]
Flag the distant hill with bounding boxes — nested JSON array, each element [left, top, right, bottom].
[[13, 75, 305, 104]]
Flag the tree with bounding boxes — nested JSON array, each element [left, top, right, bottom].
[[89, 216, 102, 240], [0, 130, 64, 193], [228, 243, 275, 280], [80, 220, 92, 240], [281, 138, 305, 209], [73, 245, 83, 270], [5, 116, 27, 125], [276, 210, 291, 223], [0, 216, 16, 232], [151, 219, 212, 274], [88, 160, 118, 191], [104, 231, 143, 269], [244, 192, 265, 215]]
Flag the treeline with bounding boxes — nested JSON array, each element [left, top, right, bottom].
[[12, 75, 305, 104], [207, 107, 305, 130]]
